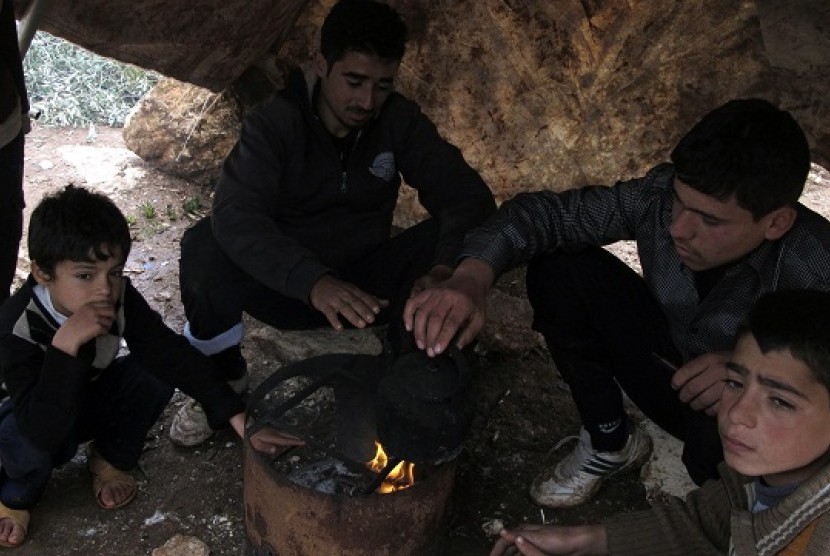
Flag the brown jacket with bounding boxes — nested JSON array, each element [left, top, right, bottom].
[[603, 461, 830, 555]]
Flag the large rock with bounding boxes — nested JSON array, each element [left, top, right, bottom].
[[115, 0, 827, 218], [265, 0, 830, 225], [122, 78, 240, 186], [387, 0, 828, 204], [18, 0, 309, 91]]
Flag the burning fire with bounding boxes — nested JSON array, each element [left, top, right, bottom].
[[366, 441, 415, 493]]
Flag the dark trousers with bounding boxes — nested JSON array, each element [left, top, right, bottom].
[[0, 131, 24, 304], [0, 356, 172, 510], [179, 217, 440, 366], [526, 246, 722, 485]]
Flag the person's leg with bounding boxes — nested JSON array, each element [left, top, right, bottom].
[[526, 247, 719, 505], [180, 217, 327, 377], [179, 216, 253, 370], [528, 247, 722, 483], [79, 356, 173, 470], [176, 218, 327, 445], [0, 132, 25, 303], [74, 357, 171, 509], [527, 246, 689, 447], [0, 399, 58, 511]]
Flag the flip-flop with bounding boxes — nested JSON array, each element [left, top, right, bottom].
[[0, 501, 29, 548], [87, 443, 137, 510]]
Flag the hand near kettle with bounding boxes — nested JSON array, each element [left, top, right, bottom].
[[403, 257, 494, 357]]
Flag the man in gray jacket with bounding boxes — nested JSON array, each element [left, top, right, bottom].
[[171, 0, 495, 447], [405, 98, 830, 507]]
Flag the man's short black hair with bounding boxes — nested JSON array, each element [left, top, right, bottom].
[[738, 289, 830, 396], [28, 185, 131, 276], [670, 98, 810, 220], [320, 0, 408, 67]]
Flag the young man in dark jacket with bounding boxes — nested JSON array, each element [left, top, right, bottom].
[[171, 0, 496, 446]]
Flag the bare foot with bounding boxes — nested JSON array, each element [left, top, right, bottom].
[[0, 515, 25, 547], [97, 481, 135, 509]]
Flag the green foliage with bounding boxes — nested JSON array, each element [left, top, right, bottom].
[[22, 31, 159, 127], [140, 202, 157, 219], [181, 196, 203, 216]]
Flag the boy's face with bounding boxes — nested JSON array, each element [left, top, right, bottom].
[[315, 50, 399, 137], [669, 179, 795, 271], [718, 333, 830, 486], [32, 247, 125, 317]]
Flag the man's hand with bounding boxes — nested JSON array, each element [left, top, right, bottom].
[[410, 264, 454, 297], [309, 275, 388, 331], [51, 301, 115, 356], [671, 351, 730, 416], [489, 524, 608, 556], [403, 258, 494, 357], [229, 413, 305, 455]]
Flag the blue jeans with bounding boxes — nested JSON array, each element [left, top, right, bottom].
[[0, 356, 172, 509]]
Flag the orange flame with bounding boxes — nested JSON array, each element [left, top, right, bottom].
[[366, 441, 415, 493]]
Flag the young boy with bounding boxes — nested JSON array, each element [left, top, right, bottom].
[[0, 186, 290, 548], [490, 288, 830, 555]]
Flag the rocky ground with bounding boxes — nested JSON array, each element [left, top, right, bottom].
[[7, 124, 830, 555]]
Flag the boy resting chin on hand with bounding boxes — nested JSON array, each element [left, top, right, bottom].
[[0, 186, 294, 548]]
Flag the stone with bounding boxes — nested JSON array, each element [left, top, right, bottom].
[[122, 78, 240, 186], [243, 316, 384, 364], [46, 0, 827, 216], [151, 534, 210, 556]]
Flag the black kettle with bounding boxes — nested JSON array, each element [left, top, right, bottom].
[[375, 345, 474, 465]]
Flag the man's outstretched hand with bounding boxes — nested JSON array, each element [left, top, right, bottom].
[[403, 258, 494, 357], [310, 274, 388, 331]]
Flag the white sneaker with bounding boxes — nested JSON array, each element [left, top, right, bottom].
[[169, 374, 250, 447], [529, 425, 653, 508]]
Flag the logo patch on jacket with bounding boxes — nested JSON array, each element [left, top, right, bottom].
[[368, 152, 396, 182]]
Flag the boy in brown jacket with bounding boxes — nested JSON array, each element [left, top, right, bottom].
[[491, 289, 830, 555]]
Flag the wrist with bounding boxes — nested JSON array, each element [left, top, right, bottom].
[[455, 257, 495, 289]]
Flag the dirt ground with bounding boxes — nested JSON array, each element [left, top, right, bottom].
[[7, 124, 830, 555]]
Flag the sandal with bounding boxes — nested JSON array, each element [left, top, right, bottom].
[[87, 443, 137, 510], [0, 501, 29, 548]]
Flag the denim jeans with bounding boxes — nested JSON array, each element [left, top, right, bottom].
[[0, 356, 172, 509]]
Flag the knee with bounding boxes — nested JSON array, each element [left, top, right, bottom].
[[0, 417, 54, 480], [179, 218, 227, 298], [137, 374, 174, 408], [526, 249, 591, 307]]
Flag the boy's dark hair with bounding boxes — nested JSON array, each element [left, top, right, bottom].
[[28, 185, 131, 276], [320, 0, 408, 69], [739, 289, 830, 394], [670, 98, 810, 220]]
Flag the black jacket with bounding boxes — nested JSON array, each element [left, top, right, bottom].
[[0, 277, 244, 451], [212, 68, 495, 302]]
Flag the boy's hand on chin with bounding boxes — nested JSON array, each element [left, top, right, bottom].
[[52, 301, 115, 356]]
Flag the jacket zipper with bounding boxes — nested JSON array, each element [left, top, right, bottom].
[[339, 129, 363, 195]]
